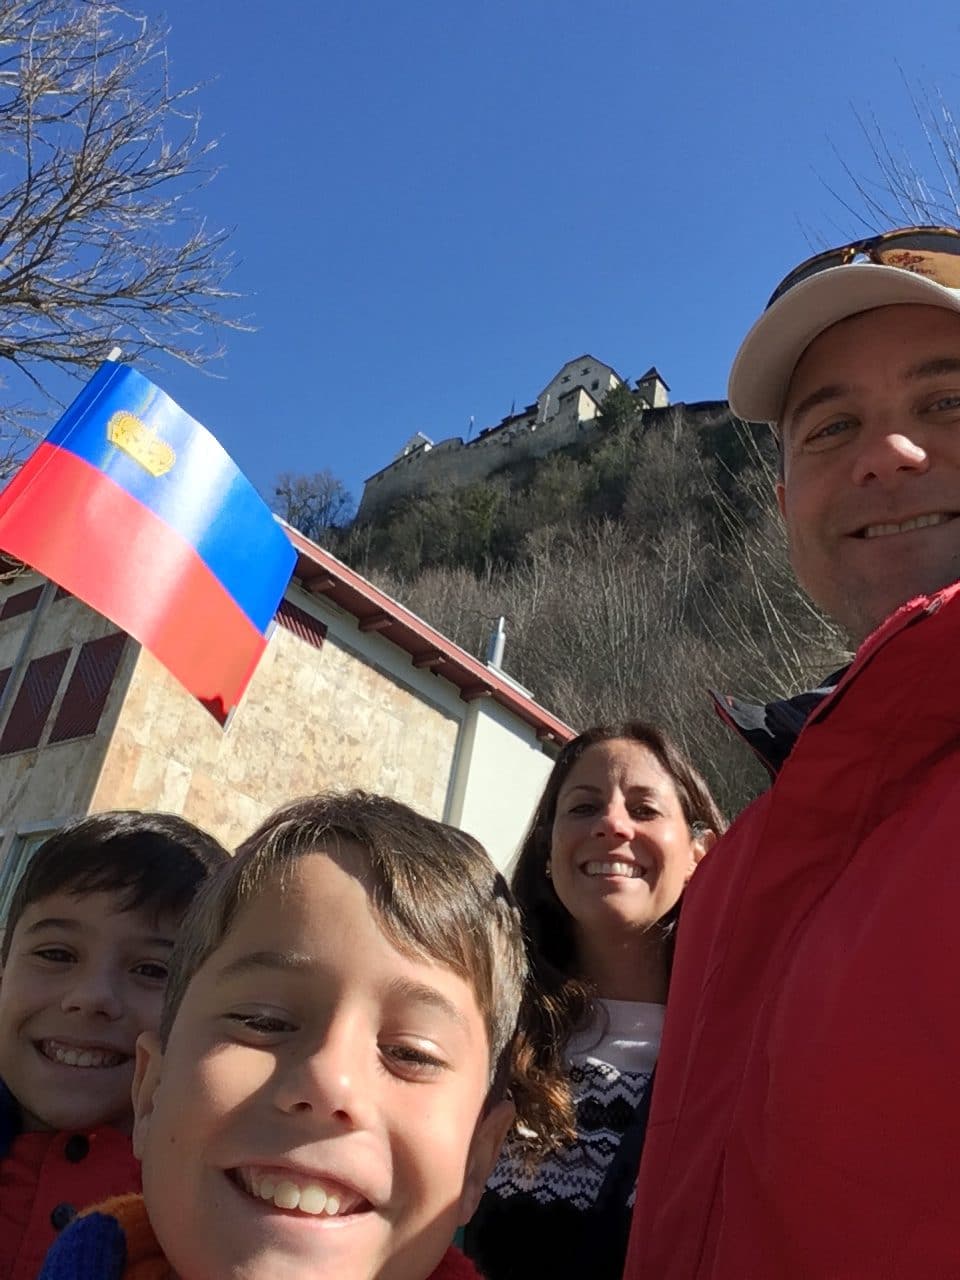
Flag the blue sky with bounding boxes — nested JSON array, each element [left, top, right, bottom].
[[92, 1, 960, 507]]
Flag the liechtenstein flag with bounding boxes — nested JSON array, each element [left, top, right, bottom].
[[0, 360, 296, 723]]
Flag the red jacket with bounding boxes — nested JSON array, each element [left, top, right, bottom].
[[626, 584, 960, 1280], [0, 1126, 141, 1280]]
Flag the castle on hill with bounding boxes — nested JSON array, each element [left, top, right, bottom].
[[357, 355, 670, 521]]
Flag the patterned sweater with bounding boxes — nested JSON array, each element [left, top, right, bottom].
[[39, 1193, 484, 1279], [464, 999, 663, 1280]]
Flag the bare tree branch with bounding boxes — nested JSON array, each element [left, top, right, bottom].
[[0, 0, 246, 477], [273, 470, 356, 541], [824, 69, 960, 234]]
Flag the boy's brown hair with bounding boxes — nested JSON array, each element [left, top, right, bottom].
[[2, 810, 229, 961], [161, 790, 527, 1102]]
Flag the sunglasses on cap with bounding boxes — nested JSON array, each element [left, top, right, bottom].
[[767, 225, 960, 309]]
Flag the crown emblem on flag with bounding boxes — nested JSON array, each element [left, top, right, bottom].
[[106, 410, 176, 477]]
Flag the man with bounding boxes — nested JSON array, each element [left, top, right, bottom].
[[624, 227, 960, 1279]]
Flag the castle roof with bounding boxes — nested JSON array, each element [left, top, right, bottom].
[[638, 366, 670, 390], [542, 354, 625, 390]]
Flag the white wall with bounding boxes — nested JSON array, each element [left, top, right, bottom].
[[446, 696, 555, 873], [537, 358, 620, 418]]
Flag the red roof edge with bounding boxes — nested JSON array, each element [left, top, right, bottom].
[[279, 521, 573, 744]]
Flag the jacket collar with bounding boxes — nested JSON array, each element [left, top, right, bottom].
[[713, 580, 960, 778], [712, 670, 846, 778]]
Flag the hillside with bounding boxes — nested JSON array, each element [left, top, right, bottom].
[[330, 388, 848, 818]]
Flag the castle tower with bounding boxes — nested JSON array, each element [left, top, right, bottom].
[[635, 367, 670, 409]]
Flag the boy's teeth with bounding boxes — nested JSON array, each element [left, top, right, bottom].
[[240, 1169, 353, 1216], [42, 1040, 124, 1068], [300, 1186, 328, 1214]]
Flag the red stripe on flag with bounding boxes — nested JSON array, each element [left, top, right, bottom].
[[0, 444, 268, 722]]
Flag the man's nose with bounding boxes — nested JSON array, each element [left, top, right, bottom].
[[851, 430, 929, 487]]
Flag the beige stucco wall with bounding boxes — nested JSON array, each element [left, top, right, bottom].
[[446, 697, 556, 874], [0, 576, 137, 855], [91, 595, 461, 850]]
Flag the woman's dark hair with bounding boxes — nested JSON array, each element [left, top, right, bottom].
[[509, 721, 726, 1152]]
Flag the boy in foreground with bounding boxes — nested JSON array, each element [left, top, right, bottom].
[[42, 791, 526, 1279], [0, 811, 228, 1280]]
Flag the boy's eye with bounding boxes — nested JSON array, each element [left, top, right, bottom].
[[33, 946, 74, 964], [227, 1012, 296, 1036], [381, 1042, 447, 1080], [133, 960, 169, 983]]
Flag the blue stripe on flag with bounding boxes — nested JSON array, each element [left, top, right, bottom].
[[41, 363, 294, 633]]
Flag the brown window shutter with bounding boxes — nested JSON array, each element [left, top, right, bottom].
[[0, 585, 43, 620], [49, 633, 127, 744], [276, 599, 327, 650], [0, 650, 70, 753]]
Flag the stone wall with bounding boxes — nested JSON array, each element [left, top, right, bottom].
[[358, 398, 608, 520], [358, 356, 628, 520], [91, 593, 461, 849], [0, 579, 136, 844], [359, 395, 731, 520]]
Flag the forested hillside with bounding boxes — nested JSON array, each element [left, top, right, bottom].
[[330, 389, 848, 817]]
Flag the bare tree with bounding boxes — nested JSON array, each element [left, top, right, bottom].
[[0, 0, 244, 471], [274, 469, 355, 540], [821, 72, 960, 235]]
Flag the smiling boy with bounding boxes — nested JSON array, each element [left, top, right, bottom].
[[41, 792, 526, 1280], [0, 811, 228, 1280]]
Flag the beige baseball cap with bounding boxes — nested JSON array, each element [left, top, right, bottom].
[[727, 262, 960, 424]]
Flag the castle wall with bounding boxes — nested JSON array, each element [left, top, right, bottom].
[[358, 356, 630, 520], [358, 392, 606, 519]]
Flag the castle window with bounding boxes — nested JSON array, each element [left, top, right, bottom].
[[560, 375, 570, 383], [581, 367, 589, 375], [591, 379, 600, 390]]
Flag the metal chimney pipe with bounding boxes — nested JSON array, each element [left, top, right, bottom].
[[486, 615, 506, 668]]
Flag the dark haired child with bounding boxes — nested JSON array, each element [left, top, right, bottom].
[[41, 791, 527, 1280], [0, 810, 228, 1280]]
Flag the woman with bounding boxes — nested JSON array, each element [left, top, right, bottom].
[[464, 721, 725, 1280]]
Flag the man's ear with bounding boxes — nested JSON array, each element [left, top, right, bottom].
[[776, 480, 786, 520], [458, 1099, 514, 1226], [132, 1030, 163, 1160]]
